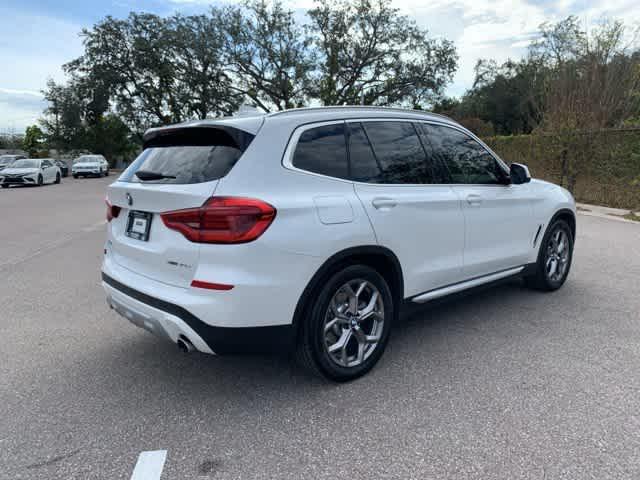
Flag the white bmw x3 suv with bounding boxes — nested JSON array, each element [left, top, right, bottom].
[[102, 107, 575, 381]]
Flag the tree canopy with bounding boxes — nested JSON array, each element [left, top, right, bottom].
[[40, 0, 458, 151], [37, 6, 640, 163], [437, 16, 640, 135]]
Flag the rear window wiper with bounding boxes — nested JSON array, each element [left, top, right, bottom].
[[135, 170, 177, 181]]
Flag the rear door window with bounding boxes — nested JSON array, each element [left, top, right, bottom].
[[120, 127, 253, 184], [359, 121, 435, 184], [347, 123, 382, 182], [292, 123, 349, 179]]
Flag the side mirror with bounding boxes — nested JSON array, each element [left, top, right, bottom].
[[510, 163, 531, 184]]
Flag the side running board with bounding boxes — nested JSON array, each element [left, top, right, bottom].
[[411, 266, 525, 304]]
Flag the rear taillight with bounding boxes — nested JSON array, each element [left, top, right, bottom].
[[160, 197, 276, 244], [105, 198, 121, 222]]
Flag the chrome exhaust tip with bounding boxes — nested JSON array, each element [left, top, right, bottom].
[[177, 337, 195, 353]]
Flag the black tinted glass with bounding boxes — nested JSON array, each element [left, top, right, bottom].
[[423, 124, 505, 184], [361, 122, 434, 184], [292, 124, 348, 179], [348, 123, 381, 182], [124, 146, 242, 184], [121, 127, 251, 184]]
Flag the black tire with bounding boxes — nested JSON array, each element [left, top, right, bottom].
[[73, 174, 78, 179], [525, 219, 573, 291], [296, 264, 394, 382], [37, 174, 43, 186], [54, 172, 61, 184], [105, 169, 110, 176], [1, 184, 8, 188]]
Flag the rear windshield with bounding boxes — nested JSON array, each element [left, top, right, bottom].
[[74, 156, 102, 164], [120, 126, 254, 185]]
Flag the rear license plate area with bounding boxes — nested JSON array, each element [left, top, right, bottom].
[[126, 211, 152, 241]]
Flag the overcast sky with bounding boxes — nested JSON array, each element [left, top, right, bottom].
[[1, 0, 639, 132]]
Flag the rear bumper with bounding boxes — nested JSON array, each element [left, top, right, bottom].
[[102, 270, 296, 355]]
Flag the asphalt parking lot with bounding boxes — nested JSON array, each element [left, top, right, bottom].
[[1, 176, 640, 479]]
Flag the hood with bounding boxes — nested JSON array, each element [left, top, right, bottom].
[[2, 167, 39, 175], [74, 162, 100, 168]]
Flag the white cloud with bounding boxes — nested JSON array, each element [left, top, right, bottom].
[[0, 89, 47, 133]]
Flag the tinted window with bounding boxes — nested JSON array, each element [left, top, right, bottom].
[[121, 128, 252, 185], [292, 124, 348, 179], [348, 123, 382, 182], [422, 124, 506, 184], [41, 160, 52, 167], [123, 146, 242, 184], [360, 122, 435, 184]]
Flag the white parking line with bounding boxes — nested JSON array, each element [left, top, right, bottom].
[[130, 450, 167, 480]]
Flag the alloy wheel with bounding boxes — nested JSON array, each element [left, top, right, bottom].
[[545, 228, 570, 283], [323, 279, 385, 368]]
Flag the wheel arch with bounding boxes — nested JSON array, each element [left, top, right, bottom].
[[550, 208, 576, 239], [291, 245, 404, 336]]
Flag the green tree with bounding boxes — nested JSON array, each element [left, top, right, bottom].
[[457, 58, 547, 134], [40, 79, 86, 151], [169, 13, 242, 119], [84, 115, 136, 166], [65, 14, 180, 133], [221, 0, 315, 111], [65, 13, 240, 135], [533, 17, 640, 191], [23, 125, 46, 157], [307, 0, 457, 107]]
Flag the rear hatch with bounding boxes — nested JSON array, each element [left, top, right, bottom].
[[106, 125, 256, 288]]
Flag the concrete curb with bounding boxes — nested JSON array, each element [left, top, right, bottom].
[[576, 202, 639, 224]]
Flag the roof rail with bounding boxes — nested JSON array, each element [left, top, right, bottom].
[[266, 105, 454, 122]]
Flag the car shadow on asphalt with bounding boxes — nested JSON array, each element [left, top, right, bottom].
[[71, 277, 548, 401]]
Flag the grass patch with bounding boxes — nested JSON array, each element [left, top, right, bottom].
[[622, 211, 640, 222]]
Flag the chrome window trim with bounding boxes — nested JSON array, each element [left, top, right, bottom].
[[282, 117, 513, 187]]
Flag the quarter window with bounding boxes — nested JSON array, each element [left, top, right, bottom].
[[292, 123, 349, 180], [421, 124, 506, 184]]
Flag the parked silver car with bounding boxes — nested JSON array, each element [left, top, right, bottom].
[[0, 154, 26, 172], [72, 155, 110, 178]]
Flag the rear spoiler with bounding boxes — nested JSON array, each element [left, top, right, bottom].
[[143, 125, 256, 152]]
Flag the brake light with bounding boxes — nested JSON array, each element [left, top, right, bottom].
[[161, 197, 276, 244], [106, 198, 121, 222]]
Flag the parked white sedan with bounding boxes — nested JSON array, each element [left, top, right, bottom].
[[0, 158, 61, 188]]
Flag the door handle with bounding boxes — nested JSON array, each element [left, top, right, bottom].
[[466, 194, 482, 206], [372, 197, 397, 210]]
